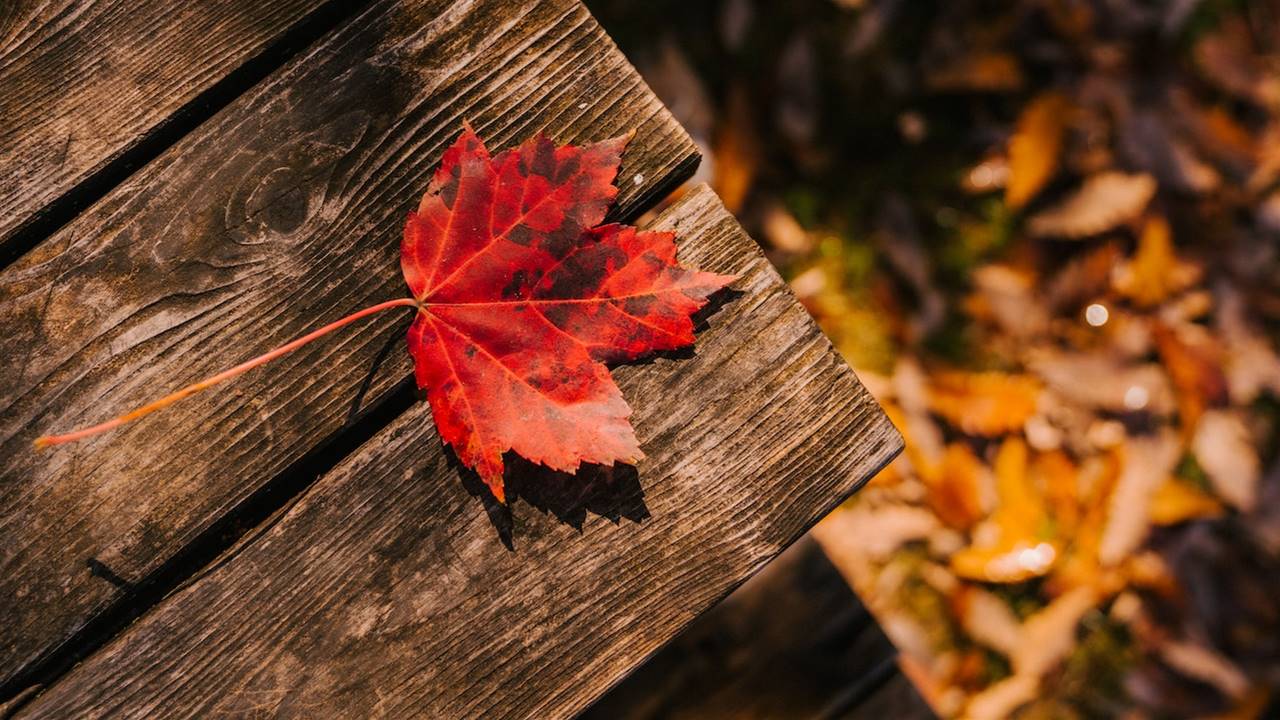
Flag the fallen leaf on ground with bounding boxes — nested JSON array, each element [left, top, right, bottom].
[[921, 443, 988, 530], [952, 437, 1059, 583], [1006, 92, 1069, 208], [956, 586, 1022, 656], [965, 674, 1038, 719], [1153, 322, 1229, 433], [1114, 215, 1201, 307], [928, 372, 1042, 437], [1013, 585, 1097, 678], [1027, 172, 1157, 239], [1149, 478, 1225, 525], [1192, 409, 1259, 511], [1099, 431, 1180, 566]]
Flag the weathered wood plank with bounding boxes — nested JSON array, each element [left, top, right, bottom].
[[579, 534, 930, 720], [15, 185, 901, 719], [0, 0, 336, 258], [839, 673, 936, 720], [0, 0, 696, 691]]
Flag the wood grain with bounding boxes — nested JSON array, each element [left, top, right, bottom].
[[0, 0, 696, 691], [580, 534, 933, 720], [0, 0, 333, 257], [15, 186, 901, 719]]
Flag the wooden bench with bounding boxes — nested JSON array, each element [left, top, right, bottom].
[[0, 0, 900, 716]]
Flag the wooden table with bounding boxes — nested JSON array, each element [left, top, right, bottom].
[[0, 1, 900, 716]]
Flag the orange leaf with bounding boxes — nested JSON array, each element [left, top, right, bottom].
[[1114, 215, 1200, 307], [1149, 478, 1224, 525], [1006, 92, 1068, 209], [928, 372, 1041, 436], [922, 443, 987, 530]]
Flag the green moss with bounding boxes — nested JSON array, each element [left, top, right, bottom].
[[1175, 453, 1212, 493]]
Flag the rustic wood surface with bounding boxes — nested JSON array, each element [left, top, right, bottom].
[[580, 534, 934, 720], [0, 0, 697, 692], [0, 0, 335, 257], [14, 185, 901, 719]]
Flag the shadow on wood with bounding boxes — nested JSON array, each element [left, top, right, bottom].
[[458, 455, 650, 550]]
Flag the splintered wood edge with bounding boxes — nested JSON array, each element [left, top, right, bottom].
[[16, 187, 899, 719]]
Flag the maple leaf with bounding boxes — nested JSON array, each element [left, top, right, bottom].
[[401, 126, 736, 501]]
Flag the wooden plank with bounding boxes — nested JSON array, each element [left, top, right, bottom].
[[0, 0, 697, 691], [580, 534, 911, 720], [0, 0, 336, 258], [839, 673, 936, 720], [14, 186, 901, 719]]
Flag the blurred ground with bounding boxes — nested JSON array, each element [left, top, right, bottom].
[[583, 1, 1280, 717], [581, 537, 933, 720]]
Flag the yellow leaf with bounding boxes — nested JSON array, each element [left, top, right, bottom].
[[1114, 215, 1200, 307], [952, 438, 1058, 583], [1149, 478, 1224, 525], [1006, 92, 1069, 209], [928, 372, 1041, 437], [921, 443, 987, 530], [1035, 450, 1079, 537]]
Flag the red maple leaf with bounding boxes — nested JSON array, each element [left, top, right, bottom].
[[35, 125, 734, 504], [401, 126, 736, 501]]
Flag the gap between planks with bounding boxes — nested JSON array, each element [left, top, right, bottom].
[[0, 0, 374, 269]]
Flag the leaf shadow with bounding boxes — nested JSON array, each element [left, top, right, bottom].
[[449, 451, 649, 551], [441, 284, 740, 549], [346, 315, 411, 422]]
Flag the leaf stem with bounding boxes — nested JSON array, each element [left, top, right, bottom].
[[34, 297, 421, 449]]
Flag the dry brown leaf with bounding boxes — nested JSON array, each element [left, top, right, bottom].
[[965, 674, 1038, 719], [712, 85, 759, 213], [926, 51, 1025, 93], [1149, 478, 1225, 525], [1031, 351, 1176, 417], [829, 504, 940, 561], [969, 265, 1049, 338], [1195, 19, 1280, 108], [1153, 322, 1229, 433], [1099, 430, 1180, 566], [928, 372, 1041, 436], [1027, 172, 1157, 239], [760, 202, 813, 253], [921, 443, 988, 530], [1161, 641, 1249, 699], [1114, 215, 1202, 307], [1013, 585, 1097, 678], [955, 586, 1022, 656], [1217, 282, 1280, 404], [1247, 123, 1280, 193], [1006, 92, 1069, 208], [1045, 242, 1120, 313], [1120, 110, 1222, 194], [1192, 409, 1260, 511]]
